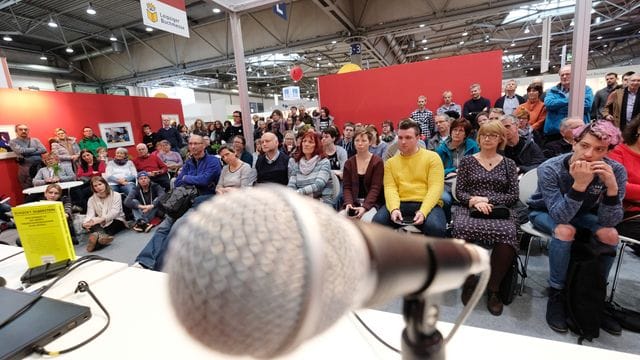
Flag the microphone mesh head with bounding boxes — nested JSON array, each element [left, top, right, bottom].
[[166, 186, 369, 358]]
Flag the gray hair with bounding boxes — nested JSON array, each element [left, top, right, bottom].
[[501, 114, 518, 125], [115, 147, 128, 155]]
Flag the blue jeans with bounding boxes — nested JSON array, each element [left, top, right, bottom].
[[111, 183, 136, 197], [372, 202, 447, 237], [135, 194, 213, 270], [441, 190, 453, 223], [529, 211, 617, 290], [132, 206, 158, 223]]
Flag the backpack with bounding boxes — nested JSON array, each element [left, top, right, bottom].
[[499, 252, 526, 305], [158, 186, 198, 219], [565, 230, 615, 344]]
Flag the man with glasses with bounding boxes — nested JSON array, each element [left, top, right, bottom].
[[603, 72, 640, 132], [427, 113, 451, 150], [9, 124, 47, 190], [528, 120, 626, 335], [134, 134, 221, 271], [501, 115, 545, 175]]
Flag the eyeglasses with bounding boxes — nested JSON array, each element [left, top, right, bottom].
[[480, 133, 500, 140], [451, 128, 466, 134]]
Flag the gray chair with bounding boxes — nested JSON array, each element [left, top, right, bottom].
[[518, 169, 551, 295], [609, 235, 640, 302]]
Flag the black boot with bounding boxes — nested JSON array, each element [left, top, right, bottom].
[[546, 287, 568, 333]]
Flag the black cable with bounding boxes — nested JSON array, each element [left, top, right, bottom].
[[0, 255, 111, 329], [0, 249, 24, 264], [352, 312, 401, 354], [33, 280, 111, 356]]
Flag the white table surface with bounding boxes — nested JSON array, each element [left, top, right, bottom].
[[2, 245, 639, 360], [22, 180, 84, 195]]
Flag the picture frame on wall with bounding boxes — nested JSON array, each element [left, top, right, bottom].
[[0, 125, 17, 160], [98, 122, 135, 149]]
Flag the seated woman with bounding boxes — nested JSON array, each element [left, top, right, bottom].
[[77, 149, 106, 181], [82, 176, 126, 252], [282, 130, 297, 157], [156, 140, 183, 176], [452, 120, 519, 316], [124, 171, 165, 233], [104, 147, 137, 197], [342, 129, 384, 222], [435, 118, 479, 219], [232, 135, 254, 166], [216, 145, 257, 195], [366, 125, 388, 159], [608, 115, 640, 255], [287, 131, 334, 205], [321, 126, 347, 180], [32, 152, 76, 186]]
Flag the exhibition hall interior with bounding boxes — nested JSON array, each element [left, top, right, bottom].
[[1, 0, 640, 359]]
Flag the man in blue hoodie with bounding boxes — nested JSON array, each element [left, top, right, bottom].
[[134, 134, 221, 270], [543, 65, 593, 143]]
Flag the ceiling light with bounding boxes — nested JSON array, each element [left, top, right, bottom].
[[248, 66, 252, 72], [524, 26, 530, 34], [40, 54, 47, 60], [212, 7, 221, 13], [419, 24, 425, 28], [65, 46, 74, 53], [529, 67, 534, 70], [423, 47, 428, 50], [145, 27, 153, 32], [2, 35, 12, 41], [603, 44, 608, 48], [316, 56, 322, 60], [263, 70, 267, 75], [421, 39, 427, 44], [424, 56, 430, 59], [615, 26, 622, 31], [48, 17, 58, 28], [459, 41, 464, 45], [595, 16, 602, 24], [506, 64, 510, 68], [109, 34, 117, 41], [535, 17, 542, 24], [511, 42, 515, 47], [597, 35, 603, 39], [462, 32, 468, 36], [86, 2, 96, 15], [504, 49, 509, 53], [485, 39, 490, 43], [331, 40, 337, 44], [570, 20, 575, 27]]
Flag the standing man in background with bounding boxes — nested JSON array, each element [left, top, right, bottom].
[[10, 124, 47, 190], [603, 73, 640, 132], [436, 90, 462, 117], [410, 95, 435, 140], [463, 83, 491, 129], [78, 126, 107, 156], [494, 79, 525, 115], [156, 116, 183, 152], [544, 65, 593, 142], [592, 73, 619, 120]]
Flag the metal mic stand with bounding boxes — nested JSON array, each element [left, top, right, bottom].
[[401, 295, 445, 360]]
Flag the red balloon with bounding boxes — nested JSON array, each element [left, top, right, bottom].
[[290, 65, 303, 82]]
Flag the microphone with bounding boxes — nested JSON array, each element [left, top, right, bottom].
[[166, 185, 489, 359]]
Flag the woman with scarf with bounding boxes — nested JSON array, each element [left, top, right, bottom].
[[287, 131, 334, 205]]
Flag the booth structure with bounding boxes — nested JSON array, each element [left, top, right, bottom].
[[0, 89, 184, 204]]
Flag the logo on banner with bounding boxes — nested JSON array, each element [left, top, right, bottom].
[[141, 0, 190, 38], [146, 3, 158, 22], [283, 86, 300, 101]]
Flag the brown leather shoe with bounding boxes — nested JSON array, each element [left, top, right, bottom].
[[86, 232, 98, 252], [487, 291, 503, 316], [461, 275, 479, 305], [98, 234, 114, 246]]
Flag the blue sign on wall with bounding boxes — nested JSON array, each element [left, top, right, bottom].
[[273, 3, 287, 20]]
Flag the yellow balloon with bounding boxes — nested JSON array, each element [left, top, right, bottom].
[[337, 63, 361, 74]]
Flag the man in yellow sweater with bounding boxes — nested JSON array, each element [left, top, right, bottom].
[[373, 119, 447, 237]]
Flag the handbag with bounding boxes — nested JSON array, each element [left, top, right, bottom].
[[158, 186, 198, 219], [469, 205, 510, 219], [499, 253, 526, 305]]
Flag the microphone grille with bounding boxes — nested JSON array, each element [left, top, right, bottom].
[[166, 186, 369, 358]]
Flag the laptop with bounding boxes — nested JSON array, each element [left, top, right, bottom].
[[0, 287, 92, 360]]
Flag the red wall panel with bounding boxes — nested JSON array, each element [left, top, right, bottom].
[[0, 89, 183, 204], [318, 50, 503, 129]]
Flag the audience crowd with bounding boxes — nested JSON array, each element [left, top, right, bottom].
[[5, 67, 640, 337]]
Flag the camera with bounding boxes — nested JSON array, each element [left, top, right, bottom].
[[347, 208, 357, 217]]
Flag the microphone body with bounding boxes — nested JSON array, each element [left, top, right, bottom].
[[166, 185, 489, 358]]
